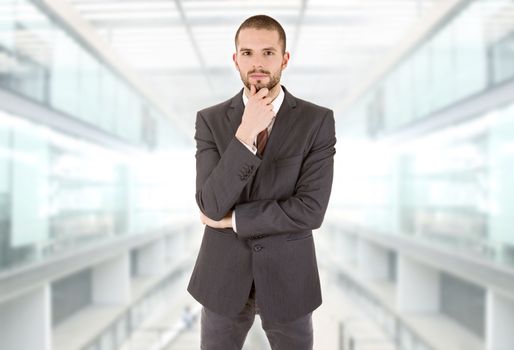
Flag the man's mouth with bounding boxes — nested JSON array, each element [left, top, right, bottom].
[[249, 73, 268, 79]]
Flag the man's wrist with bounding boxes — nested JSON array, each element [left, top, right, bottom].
[[224, 212, 233, 228], [235, 127, 254, 146]]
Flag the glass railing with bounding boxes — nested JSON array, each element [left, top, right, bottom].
[[333, 0, 514, 270], [0, 109, 195, 274], [0, 0, 194, 274], [0, 0, 179, 149], [333, 98, 514, 270], [346, 0, 514, 136]]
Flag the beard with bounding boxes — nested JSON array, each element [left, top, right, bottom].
[[241, 68, 282, 92]]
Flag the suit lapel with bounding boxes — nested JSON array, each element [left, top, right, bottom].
[[262, 86, 298, 161], [226, 89, 245, 136]]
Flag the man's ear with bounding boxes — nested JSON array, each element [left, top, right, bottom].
[[233, 53, 239, 71], [282, 51, 290, 70]]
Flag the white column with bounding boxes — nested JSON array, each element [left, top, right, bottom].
[[166, 232, 184, 263], [137, 239, 166, 276], [340, 233, 358, 265], [486, 290, 514, 350], [0, 286, 51, 350], [331, 229, 346, 264], [92, 253, 130, 304], [357, 239, 390, 280], [397, 255, 440, 312]]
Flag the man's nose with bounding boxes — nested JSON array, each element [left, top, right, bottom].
[[252, 60, 264, 70]]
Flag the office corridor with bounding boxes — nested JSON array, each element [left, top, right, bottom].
[[1, 0, 514, 349]]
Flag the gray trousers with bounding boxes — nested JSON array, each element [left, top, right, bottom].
[[200, 282, 313, 350]]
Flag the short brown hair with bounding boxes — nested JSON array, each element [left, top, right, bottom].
[[235, 15, 287, 53]]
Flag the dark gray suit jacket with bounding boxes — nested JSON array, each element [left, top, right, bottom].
[[187, 86, 336, 323]]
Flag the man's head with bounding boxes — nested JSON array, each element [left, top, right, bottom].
[[233, 15, 290, 92]]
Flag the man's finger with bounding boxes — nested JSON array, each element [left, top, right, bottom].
[[262, 96, 273, 105], [256, 87, 269, 99], [250, 84, 256, 96]]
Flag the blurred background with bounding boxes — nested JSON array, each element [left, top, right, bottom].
[[1, 0, 514, 349]]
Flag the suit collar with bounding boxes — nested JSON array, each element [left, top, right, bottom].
[[227, 85, 297, 134], [242, 85, 285, 115]]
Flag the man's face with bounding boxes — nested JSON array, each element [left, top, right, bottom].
[[233, 28, 290, 91]]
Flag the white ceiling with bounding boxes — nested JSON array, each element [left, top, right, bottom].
[[65, 0, 440, 127]]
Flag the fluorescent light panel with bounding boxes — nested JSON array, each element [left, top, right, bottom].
[[75, 2, 176, 11], [83, 11, 180, 20], [183, 0, 301, 10]]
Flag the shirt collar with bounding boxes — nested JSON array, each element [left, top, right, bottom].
[[242, 85, 285, 114]]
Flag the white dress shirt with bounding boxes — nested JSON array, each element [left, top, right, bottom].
[[232, 86, 285, 232]]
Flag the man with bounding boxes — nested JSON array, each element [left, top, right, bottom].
[[187, 14, 336, 350]]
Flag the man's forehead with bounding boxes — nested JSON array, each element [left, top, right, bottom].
[[237, 28, 280, 46]]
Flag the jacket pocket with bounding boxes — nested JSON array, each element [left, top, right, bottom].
[[206, 226, 235, 237], [286, 232, 313, 241], [274, 154, 303, 168]]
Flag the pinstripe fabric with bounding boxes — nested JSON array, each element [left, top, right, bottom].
[[188, 86, 336, 325]]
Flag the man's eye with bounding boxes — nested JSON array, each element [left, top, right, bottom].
[[265, 51, 274, 55], [242, 52, 250, 56]]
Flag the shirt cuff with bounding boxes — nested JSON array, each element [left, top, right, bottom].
[[236, 137, 257, 155], [232, 210, 237, 233]]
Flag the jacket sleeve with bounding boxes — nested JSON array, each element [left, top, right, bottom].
[[195, 111, 262, 220], [233, 110, 336, 239]]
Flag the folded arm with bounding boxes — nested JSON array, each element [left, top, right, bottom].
[[195, 111, 262, 221]]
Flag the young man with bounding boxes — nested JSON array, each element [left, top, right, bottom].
[[187, 14, 336, 350]]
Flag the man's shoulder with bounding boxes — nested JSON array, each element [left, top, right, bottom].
[[197, 95, 235, 118], [293, 95, 333, 118]]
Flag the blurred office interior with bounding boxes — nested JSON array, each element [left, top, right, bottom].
[[1, 0, 514, 349]]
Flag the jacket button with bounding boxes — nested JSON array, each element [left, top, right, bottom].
[[253, 244, 263, 252]]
